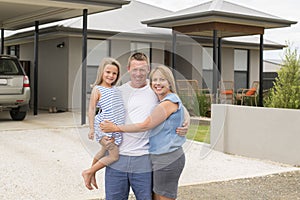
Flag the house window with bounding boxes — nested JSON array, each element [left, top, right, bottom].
[[234, 49, 248, 90], [130, 42, 151, 61], [86, 39, 109, 93], [7, 45, 20, 58]]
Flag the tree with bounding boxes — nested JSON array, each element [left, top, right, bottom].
[[265, 44, 300, 109]]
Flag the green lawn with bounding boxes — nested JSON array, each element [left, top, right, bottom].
[[186, 124, 210, 143]]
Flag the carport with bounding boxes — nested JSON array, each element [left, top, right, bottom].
[[142, 0, 296, 106], [0, 0, 129, 124]]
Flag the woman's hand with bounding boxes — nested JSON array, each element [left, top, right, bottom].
[[100, 120, 118, 132]]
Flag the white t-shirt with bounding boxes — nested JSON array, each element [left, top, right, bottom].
[[118, 80, 158, 156]]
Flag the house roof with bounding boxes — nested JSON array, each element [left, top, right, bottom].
[[142, 0, 297, 37], [3, 0, 288, 50], [63, 0, 173, 35], [4, 0, 174, 41], [264, 59, 282, 72], [0, 0, 129, 30]]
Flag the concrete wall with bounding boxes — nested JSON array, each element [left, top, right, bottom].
[[20, 38, 69, 111], [151, 42, 165, 65], [39, 38, 69, 111], [249, 49, 260, 84], [210, 104, 300, 166], [221, 47, 234, 81], [68, 37, 82, 111]]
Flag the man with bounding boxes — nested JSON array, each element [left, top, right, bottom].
[[100, 52, 188, 200]]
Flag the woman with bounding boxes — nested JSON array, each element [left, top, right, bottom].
[[101, 65, 186, 200]]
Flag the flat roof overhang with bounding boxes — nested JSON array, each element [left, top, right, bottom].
[[0, 0, 129, 30]]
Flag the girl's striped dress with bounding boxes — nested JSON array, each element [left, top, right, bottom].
[[94, 85, 125, 145]]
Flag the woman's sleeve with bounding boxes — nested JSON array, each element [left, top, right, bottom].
[[118, 100, 178, 132]]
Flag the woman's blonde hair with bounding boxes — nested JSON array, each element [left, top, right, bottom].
[[92, 57, 121, 87], [149, 65, 177, 94]]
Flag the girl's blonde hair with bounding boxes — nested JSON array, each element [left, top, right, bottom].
[[92, 57, 121, 87], [149, 65, 177, 94]]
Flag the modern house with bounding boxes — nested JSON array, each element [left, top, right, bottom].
[[3, 0, 296, 112]]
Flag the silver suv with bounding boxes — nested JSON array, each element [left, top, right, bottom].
[[0, 55, 30, 120]]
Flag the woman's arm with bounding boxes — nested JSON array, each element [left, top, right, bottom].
[[88, 87, 101, 139], [100, 100, 178, 133]]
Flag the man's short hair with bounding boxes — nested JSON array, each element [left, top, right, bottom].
[[128, 52, 149, 67]]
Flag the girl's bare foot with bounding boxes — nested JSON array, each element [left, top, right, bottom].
[[82, 170, 93, 190], [91, 173, 98, 189]]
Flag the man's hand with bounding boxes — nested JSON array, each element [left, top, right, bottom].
[[176, 121, 189, 136], [99, 136, 115, 150], [176, 106, 190, 136]]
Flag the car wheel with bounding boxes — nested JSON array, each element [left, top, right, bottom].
[[10, 108, 27, 121]]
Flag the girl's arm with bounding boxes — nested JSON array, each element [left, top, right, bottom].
[[88, 87, 101, 139], [101, 100, 178, 133]]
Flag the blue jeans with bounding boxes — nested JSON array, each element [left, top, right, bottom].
[[105, 154, 152, 200]]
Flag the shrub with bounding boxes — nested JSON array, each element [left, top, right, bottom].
[[264, 44, 300, 109], [197, 92, 210, 117], [179, 92, 211, 117], [179, 94, 199, 116]]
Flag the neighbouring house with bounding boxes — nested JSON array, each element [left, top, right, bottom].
[[3, 0, 296, 111], [263, 59, 282, 90]]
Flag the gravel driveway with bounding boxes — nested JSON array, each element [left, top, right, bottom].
[[1, 111, 299, 200], [177, 170, 300, 199]]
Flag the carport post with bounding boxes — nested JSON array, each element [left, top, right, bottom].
[[81, 9, 88, 125], [171, 30, 177, 70], [33, 21, 39, 115], [258, 34, 264, 106], [1, 28, 4, 54], [218, 37, 222, 85], [212, 30, 218, 102]]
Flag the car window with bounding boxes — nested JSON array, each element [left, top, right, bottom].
[[0, 59, 22, 75]]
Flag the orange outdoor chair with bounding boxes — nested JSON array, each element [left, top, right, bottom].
[[217, 80, 234, 104], [236, 81, 259, 106]]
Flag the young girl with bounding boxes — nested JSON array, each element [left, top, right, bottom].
[[82, 57, 125, 190]]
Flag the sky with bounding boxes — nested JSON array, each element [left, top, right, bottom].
[[138, 0, 300, 60]]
